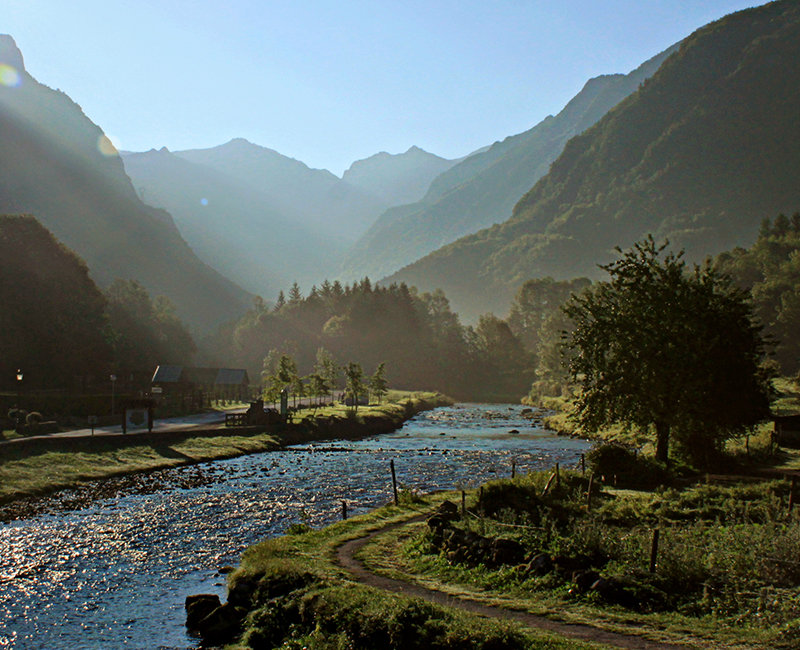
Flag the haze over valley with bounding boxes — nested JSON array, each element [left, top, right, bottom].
[[1, 0, 798, 385]]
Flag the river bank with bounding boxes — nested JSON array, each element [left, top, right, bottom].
[[0, 391, 453, 515], [220, 495, 600, 650], [218, 469, 799, 650], [1, 402, 589, 650]]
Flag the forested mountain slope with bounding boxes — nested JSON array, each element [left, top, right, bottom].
[[0, 215, 111, 388], [341, 46, 676, 281], [388, 0, 800, 320], [0, 35, 251, 332]]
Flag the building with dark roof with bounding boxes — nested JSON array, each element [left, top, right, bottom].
[[152, 366, 251, 403]]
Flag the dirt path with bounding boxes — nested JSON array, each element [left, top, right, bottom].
[[336, 516, 694, 650]]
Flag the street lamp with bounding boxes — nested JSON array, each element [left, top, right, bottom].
[[111, 374, 117, 417], [15, 370, 23, 429]]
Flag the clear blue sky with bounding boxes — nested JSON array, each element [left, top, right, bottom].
[[6, 0, 761, 175]]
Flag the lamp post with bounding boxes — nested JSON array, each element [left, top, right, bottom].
[[111, 374, 117, 417], [15, 370, 23, 429]]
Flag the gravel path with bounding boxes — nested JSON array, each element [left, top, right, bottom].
[[336, 516, 695, 650]]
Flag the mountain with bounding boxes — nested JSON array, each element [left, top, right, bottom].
[[386, 0, 800, 321], [121, 147, 339, 296], [342, 146, 458, 207], [0, 35, 251, 332], [341, 45, 676, 282], [174, 138, 387, 247]]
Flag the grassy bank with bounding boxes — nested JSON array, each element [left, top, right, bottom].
[[532, 385, 788, 469], [0, 391, 452, 506], [355, 472, 800, 650], [223, 496, 603, 650]]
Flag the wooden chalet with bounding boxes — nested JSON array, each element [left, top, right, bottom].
[[152, 366, 251, 403]]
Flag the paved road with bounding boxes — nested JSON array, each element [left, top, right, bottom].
[[0, 408, 247, 446], [1, 395, 343, 447]]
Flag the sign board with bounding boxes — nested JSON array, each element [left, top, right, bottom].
[[126, 408, 148, 430], [152, 387, 163, 394], [87, 415, 98, 425]]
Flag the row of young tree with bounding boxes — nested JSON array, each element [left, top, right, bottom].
[[261, 348, 388, 411], [203, 279, 535, 401]]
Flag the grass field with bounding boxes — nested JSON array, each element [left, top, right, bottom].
[[224, 495, 606, 650], [353, 472, 800, 650]]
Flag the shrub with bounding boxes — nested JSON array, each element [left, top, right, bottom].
[[26, 411, 43, 425], [586, 444, 671, 488]]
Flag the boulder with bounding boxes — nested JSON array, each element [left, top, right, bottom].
[[185, 594, 221, 629], [490, 538, 526, 566], [590, 577, 638, 609], [436, 500, 461, 522], [527, 553, 553, 576], [196, 602, 248, 642], [228, 578, 258, 607], [572, 570, 601, 593]]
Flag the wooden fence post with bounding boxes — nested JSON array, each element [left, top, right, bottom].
[[587, 473, 595, 512], [390, 459, 398, 506], [580, 453, 585, 474], [461, 490, 466, 517], [555, 462, 560, 488], [512, 459, 516, 479], [342, 500, 348, 520], [479, 486, 485, 534], [542, 472, 556, 496]]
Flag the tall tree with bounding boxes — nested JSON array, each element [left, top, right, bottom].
[[105, 279, 195, 372], [344, 362, 365, 412], [716, 214, 800, 374], [315, 347, 339, 400], [369, 362, 388, 404], [564, 237, 773, 466], [508, 277, 591, 354]]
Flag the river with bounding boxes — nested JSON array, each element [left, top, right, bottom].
[[0, 403, 591, 649]]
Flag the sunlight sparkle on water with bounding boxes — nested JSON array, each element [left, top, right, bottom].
[[0, 64, 21, 87]]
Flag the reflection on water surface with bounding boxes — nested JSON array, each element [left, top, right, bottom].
[[0, 403, 590, 649]]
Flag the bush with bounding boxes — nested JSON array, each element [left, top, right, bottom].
[[286, 523, 313, 536], [26, 411, 43, 425], [586, 444, 671, 488], [7, 408, 26, 420]]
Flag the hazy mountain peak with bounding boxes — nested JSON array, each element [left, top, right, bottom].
[[342, 146, 457, 206], [0, 35, 25, 72]]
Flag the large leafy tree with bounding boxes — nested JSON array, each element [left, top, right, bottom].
[[564, 237, 773, 465]]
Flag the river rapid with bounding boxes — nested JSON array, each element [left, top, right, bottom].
[[0, 403, 591, 649]]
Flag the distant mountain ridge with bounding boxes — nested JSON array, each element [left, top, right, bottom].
[[174, 138, 387, 246], [342, 146, 458, 207], [0, 35, 251, 332], [121, 146, 338, 296], [340, 45, 677, 282], [125, 138, 461, 299], [386, 0, 800, 320]]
